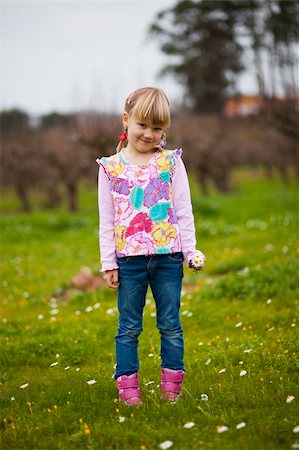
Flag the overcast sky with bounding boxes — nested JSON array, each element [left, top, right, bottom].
[[1, 0, 256, 117]]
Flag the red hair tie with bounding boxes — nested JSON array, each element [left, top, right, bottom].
[[118, 132, 127, 141]]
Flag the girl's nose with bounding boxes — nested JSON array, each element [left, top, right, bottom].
[[144, 127, 153, 139]]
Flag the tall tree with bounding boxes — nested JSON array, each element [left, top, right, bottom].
[[233, 0, 267, 97], [265, 0, 299, 97], [150, 0, 244, 112]]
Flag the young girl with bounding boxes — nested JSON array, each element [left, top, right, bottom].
[[96, 87, 205, 406]]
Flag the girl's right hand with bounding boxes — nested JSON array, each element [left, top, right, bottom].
[[103, 269, 120, 289]]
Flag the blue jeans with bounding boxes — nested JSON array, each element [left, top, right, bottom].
[[114, 252, 185, 379]]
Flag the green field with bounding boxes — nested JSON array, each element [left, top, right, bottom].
[[1, 169, 298, 450]]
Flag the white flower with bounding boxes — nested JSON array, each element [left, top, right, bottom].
[[106, 308, 115, 316], [49, 309, 59, 315], [11, 396, 15, 401], [291, 442, 299, 449], [236, 422, 246, 429], [198, 342, 203, 346], [264, 243, 274, 251], [159, 441, 174, 449], [85, 306, 93, 313], [20, 383, 29, 389], [119, 416, 126, 423], [218, 368, 226, 374], [75, 310, 82, 315], [55, 353, 60, 358], [266, 298, 272, 304], [240, 370, 247, 377], [50, 361, 59, 367], [148, 353, 154, 357], [201, 394, 209, 401], [205, 358, 211, 365], [144, 380, 155, 386], [150, 312, 156, 317], [235, 322, 243, 328], [239, 361, 244, 365], [286, 395, 295, 403], [49, 297, 57, 308], [184, 422, 195, 429], [76, 368, 80, 371], [37, 314, 44, 320], [87, 379, 96, 385], [217, 425, 229, 433], [189, 251, 205, 269], [64, 366, 70, 371], [293, 426, 299, 433], [243, 349, 252, 353], [93, 302, 100, 309]]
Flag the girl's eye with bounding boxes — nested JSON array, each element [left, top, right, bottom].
[[138, 123, 146, 128], [154, 128, 162, 132]]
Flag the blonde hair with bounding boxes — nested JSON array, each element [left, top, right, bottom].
[[116, 87, 170, 152]]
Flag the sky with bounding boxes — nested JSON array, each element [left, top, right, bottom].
[[1, 0, 257, 117]]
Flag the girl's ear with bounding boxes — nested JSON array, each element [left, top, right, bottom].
[[122, 112, 129, 128]]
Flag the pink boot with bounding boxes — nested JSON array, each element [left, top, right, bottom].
[[116, 373, 142, 406], [161, 368, 185, 402]]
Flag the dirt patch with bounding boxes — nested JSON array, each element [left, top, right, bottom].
[[55, 266, 105, 301]]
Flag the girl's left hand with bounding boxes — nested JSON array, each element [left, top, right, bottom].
[[103, 269, 120, 289], [189, 250, 206, 270]]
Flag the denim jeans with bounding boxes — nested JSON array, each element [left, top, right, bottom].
[[114, 252, 184, 379]]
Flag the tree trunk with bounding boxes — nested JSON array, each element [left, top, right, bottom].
[[67, 182, 77, 212], [45, 188, 62, 209], [15, 182, 31, 212]]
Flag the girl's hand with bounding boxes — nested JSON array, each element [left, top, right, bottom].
[[188, 250, 206, 271], [103, 269, 120, 289]]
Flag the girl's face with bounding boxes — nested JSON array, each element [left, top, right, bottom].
[[123, 112, 164, 154]]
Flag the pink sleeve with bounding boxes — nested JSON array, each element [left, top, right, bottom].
[[172, 155, 197, 263], [97, 164, 118, 272]]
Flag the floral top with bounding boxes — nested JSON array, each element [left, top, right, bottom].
[[98, 149, 182, 258], [97, 148, 199, 271]]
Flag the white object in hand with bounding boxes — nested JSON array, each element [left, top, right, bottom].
[[189, 251, 205, 270]]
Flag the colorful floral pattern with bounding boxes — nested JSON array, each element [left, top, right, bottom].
[[100, 149, 183, 257]]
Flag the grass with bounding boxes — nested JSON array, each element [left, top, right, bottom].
[[0, 168, 298, 450]]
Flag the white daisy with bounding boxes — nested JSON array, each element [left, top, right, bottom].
[[184, 422, 195, 429], [217, 425, 229, 433], [50, 361, 59, 367], [159, 441, 174, 449]]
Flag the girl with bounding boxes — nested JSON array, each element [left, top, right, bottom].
[[96, 87, 205, 406]]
